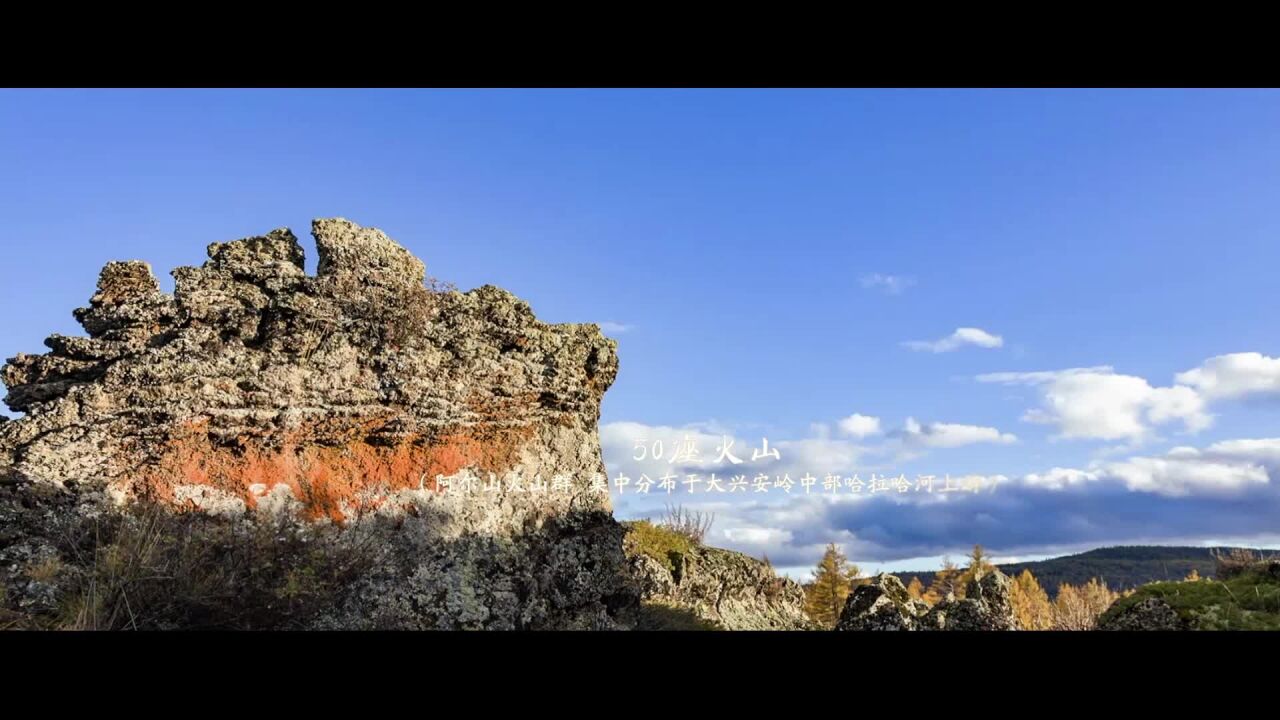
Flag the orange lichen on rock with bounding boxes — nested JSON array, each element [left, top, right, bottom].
[[136, 420, 535, 522]]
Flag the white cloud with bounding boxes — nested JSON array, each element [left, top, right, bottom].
[[1205, 437, 1280, 465], [837, 413, 882, 439], [980, 353, 1280, 444], [597, 321, 633, 335], [977, 366, 1113, 385], [1175, 352, 1280, 401], [1101, 455, 1268, 498], [859, 273, 916, 295], [900, 417, 1017, 448], [903, 327, 1004, 353], [1022, 467, 1100, 491], [978, 367, 1211, 442], [1016, 438, 1280, 498], [722, 526, 794, 546]]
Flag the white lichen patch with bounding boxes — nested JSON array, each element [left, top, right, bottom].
[[248, 483, 303, 516], [172, 484, 247, 518]]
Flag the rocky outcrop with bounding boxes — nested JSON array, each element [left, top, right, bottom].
[[1097, 558, 1280, 631], [1098, 597, 1184, 631], [920, 570, 1018, 630], [836, 574, 930, 631], [627, 535, 814, 631], [836, 569, 1018, 631], [0, 219, 638, 630]]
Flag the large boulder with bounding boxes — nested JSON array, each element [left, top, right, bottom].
[[0, 219, 638, 630], [836, 574, 930, 631], [1098, 597, 1184, 631]]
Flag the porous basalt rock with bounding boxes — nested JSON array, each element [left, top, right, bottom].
[[628, 542, 815, 631], [836, 569, 1018, 631], [921, 570, 1018, 631], [0, 218, 636, 630], [836, 574, 931, 631]]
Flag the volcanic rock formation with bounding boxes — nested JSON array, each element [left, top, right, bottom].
[[0, 219, 636, 629], [836, 570, 1019, 631], [628, 540, 815, 631]]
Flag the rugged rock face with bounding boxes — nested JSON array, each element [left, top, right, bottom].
[[921, 570, 1018, 630], [836, 570, 1018, 631], [836, 574, 931, 631], [0, 218, 637, 630], [628, 542, 814, 631]]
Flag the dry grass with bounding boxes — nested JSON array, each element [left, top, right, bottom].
[[1212, 548, 1275, 580], [43, 503, 382, 631], [658, 504, 714, 545], [1051, 578, 1121, 631], [25, 557, 64, 584]]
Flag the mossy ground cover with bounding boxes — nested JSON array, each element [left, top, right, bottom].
[[1101, 570, 1280, 630]]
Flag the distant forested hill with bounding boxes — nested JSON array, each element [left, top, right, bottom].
[[894, 546, 1268, 596]]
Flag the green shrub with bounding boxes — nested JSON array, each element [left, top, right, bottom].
[[622, 520, 693, 574], [1101, 569, 1280, 630]]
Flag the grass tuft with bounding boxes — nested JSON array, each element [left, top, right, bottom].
[[622, 520, 694, 574], [16, 502, 381, 631]]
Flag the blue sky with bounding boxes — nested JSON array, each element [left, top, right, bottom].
[[4, 89, 1280, 579]]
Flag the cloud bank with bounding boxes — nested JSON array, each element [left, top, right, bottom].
[[602, 352, 1280, 576], [607, 433, 1280, 573]]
